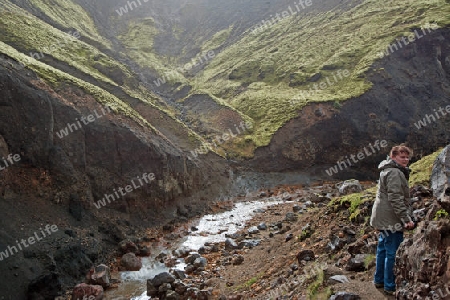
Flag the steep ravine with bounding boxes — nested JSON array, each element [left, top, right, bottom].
[[0, 55, 232, 299]]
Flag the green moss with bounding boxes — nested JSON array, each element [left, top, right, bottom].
[[195, 0, 450, 149], [329, 186, 377, 221], [434, 209, 449, 221], [364, 254, 376, 269], [409, 148, 442, 186], [28, 0, 111, 49], [0, 4, 132, 86], [307, 269, 324, 299], [201, 26, 233, 52]]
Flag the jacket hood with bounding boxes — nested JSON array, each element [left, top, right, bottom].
[[378, 157, 411, 179]]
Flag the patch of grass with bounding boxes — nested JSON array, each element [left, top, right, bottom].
[[28, 0, 111, 49], [235, 272, 263, 290], [434, 209, 449, 221], [329, 186, 377, 221], [409, 148, 443, 186], [364, 254, 376, 269], [201, 26, 233, 52], [307, 269, 324, 299]]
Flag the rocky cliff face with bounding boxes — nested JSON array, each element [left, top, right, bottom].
[[0, 54, 231, 299], [246, 28, 450, 179], [396, 145, 450, 300]]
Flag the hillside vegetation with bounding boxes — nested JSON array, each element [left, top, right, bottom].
[[0, 0, 449, 158], [194, 0, 450, 149]]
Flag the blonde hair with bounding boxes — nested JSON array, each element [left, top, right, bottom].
[[390, 144, 413, 157]]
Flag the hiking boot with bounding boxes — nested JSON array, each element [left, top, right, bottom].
[[384, 290, 395, 295], [374, 282, 384, 288]]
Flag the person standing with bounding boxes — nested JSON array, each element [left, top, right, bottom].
[[370, 144, 415, 295]]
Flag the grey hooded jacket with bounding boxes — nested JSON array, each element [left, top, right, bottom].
[[370, 158, 413, 231]]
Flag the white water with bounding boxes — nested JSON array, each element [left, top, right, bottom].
[[104, 198, 286, 300]]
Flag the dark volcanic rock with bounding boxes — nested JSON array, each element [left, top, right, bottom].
[[27, 272, 62, 300]]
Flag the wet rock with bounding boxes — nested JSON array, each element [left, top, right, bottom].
[[257, 222, 267, 230], [156, 252, 168, 261], [238, 239, 261, 249], [139, 245, 151, 257], [146, 281, 158, 297], [345, 254, 368, 272], [118, 239, 139, 254], [198, 246, 212, 254], [248, 226, 260, 234], [119, 253, 142, 271], [151, 272, 175, 287], [225, 238, 239, 250], [87, 264, 110, 288], [285, 212, 298, 222], [337, 179, 363, 195], [72, 283, 103, 300], [297, 250, 315, 262], [185, 253, 201, 264], [194, 257, 208, 268], [173, 247, 190, 258], [173, 269, 186, 280], [329, 291, 361, 300]]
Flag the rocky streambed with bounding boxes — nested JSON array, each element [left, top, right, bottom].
[[71, 178, 449, 300]]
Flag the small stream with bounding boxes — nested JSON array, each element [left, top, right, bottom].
[[104, 198, 287, 300]]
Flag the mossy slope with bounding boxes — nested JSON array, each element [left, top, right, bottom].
[[195, 0, 450, 148]]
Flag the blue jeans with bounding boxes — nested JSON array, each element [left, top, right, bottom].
[[374, 231, 404, 291]]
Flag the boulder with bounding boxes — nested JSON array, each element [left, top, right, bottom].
[[146, 280, 158, 297], [185, 253, 201, 264], [337, 180, 363, 195], [87, 264, 110, 288], [118, 239, 139, 254], [119, 253, 142, 271], [72, 283, 104, 300], [345, 254, 368, 272], [151, 272, 176, 287], [225, 238, 239, 250], [248, 226, 259, 234], [193, 257, 208, 268], [431, 145, 450, 199], [297, 250, 315, 262]]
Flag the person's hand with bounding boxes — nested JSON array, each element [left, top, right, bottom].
[[404, 221, 415, 230]]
